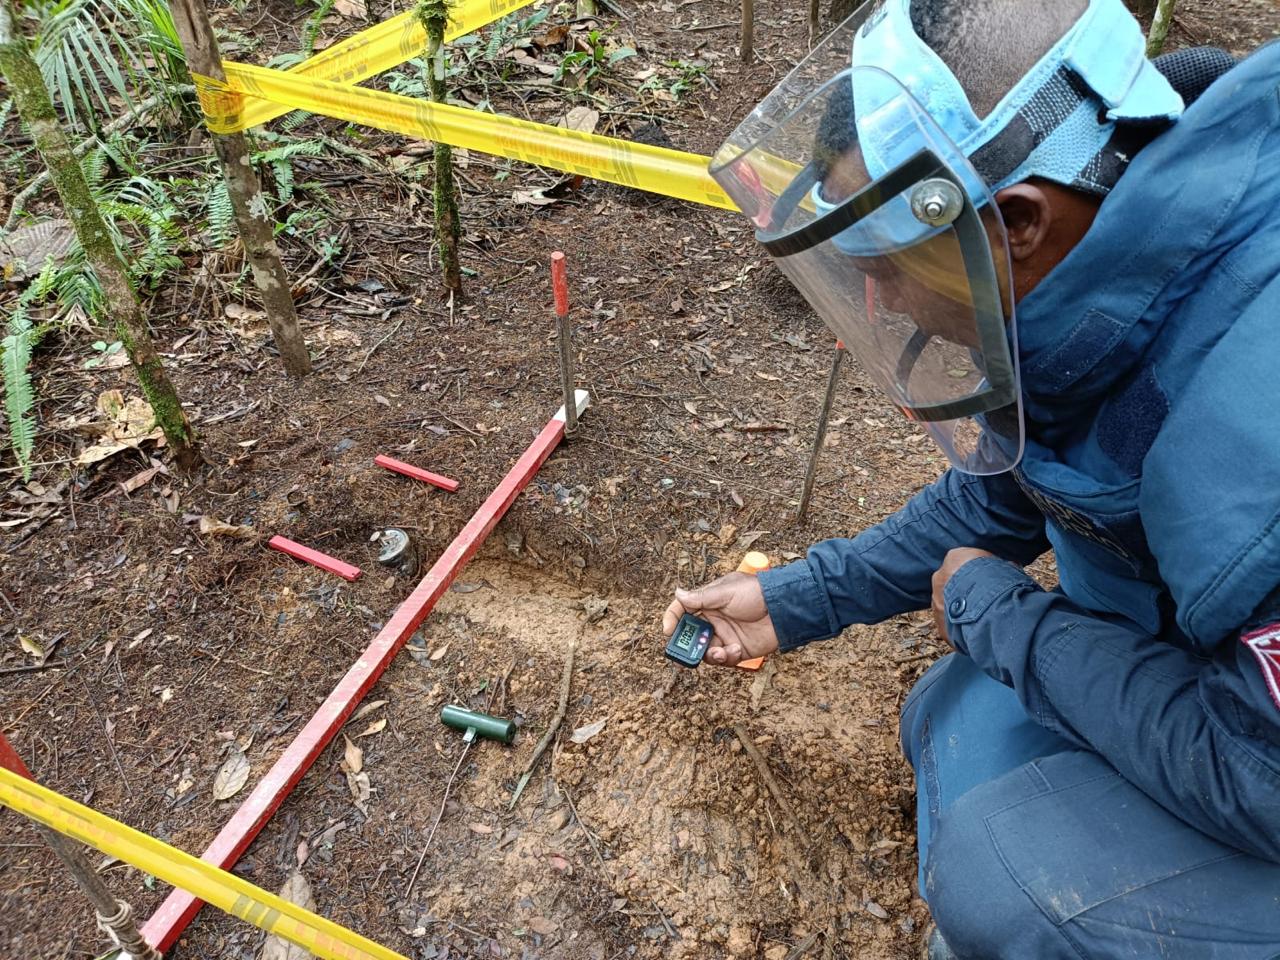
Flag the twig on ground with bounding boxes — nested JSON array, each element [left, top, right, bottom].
[[509, 638, 576, 809], [733, 723, 804, 841], [784, 930, 822, 960], [563, 785, 606, 870], [0, 659, 67, 676], [651, 897, 678, 939], [356, 315, 407, 374], [404, 741, 470, 899], [81, 677, 131, 797]]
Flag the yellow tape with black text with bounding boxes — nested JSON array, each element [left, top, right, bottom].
[[194, 61, 737, 209], [0, 767, 409, 960], [232, 0, 541, 130]]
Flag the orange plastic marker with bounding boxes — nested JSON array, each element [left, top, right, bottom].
[[736, 550, 770, 671]]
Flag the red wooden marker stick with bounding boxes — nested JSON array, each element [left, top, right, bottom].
[[551, 251, 569, 317], [267, 535, 361, 582], [374, 455, 459, 492]]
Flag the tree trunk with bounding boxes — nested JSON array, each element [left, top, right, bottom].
[[1146, 0, 1176, 56], [167, 0, 312, 377], [419, 1, 462, 294], [575, 0, 597, 16], [0, 0, 200, 471], [740, 0, 754, 63]]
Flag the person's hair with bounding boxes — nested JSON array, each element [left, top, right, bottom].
[[909, 0, 1088, 118]]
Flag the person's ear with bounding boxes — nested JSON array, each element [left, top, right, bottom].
[[994, 183, 1053, 262]]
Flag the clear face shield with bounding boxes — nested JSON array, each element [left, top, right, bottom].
[[710, 6, 1024, 474]]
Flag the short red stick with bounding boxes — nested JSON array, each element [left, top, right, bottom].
[[374, 455, 459, 492], [267, 536, 362, 582]]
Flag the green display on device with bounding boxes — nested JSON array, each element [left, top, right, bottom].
[[665, 613, 714, 668]]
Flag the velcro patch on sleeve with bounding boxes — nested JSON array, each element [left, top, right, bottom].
[[1241, 625, 1280, 711]]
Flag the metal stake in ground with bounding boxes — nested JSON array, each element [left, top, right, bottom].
[[797, 342, 846, 522], [0, 734, 160, 960], [552, 252, 578, 435], [168, 0, 312, 378]]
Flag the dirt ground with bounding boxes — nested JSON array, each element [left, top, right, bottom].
[[2, 1, 1277, 959]]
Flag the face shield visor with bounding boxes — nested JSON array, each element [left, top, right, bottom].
[[710, 8, 1023, 474]]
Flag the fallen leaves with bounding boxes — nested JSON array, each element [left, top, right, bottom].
[[351, 699, 388, 722], [198, 515, 256, 539], [76, 391, 165, 466], [341, 734, 371, 815], [356, 717, 387, 738], [558, 106, 600, 134], [334, 0, 366, 15], [213, 747, 250, 800], [570, 718, 606, 744], [342, 735, 363, 775], [0, 218, 75, 280], [259, 871, 316, 960]]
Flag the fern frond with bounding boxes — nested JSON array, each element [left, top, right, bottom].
[[301, 0, 335, 55], [273, 161, 295, 204], [205, 182, 235, 249], [81, 144, 110, 187], [1, 264, 53, 480], [280, 109, 312, 132]]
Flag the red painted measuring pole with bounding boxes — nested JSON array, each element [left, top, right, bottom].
[[0, 732, 34, 779], [142, 393, 589, 953]]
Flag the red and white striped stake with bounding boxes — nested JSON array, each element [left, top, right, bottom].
[[551, 251, 577, 435]]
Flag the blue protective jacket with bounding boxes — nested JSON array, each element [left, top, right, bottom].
[[759, 45, 1280, 862]]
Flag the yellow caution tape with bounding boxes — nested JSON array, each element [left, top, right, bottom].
[[0, 767, 408, 960], [232, 0, 541, 131], [195, 62, 737, 209]]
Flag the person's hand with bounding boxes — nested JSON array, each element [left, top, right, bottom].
[[931, 548, 996, 645], [662, 573, 779, 667]]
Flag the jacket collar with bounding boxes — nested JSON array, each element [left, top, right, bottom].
[[1012, 45, 1279, 417]]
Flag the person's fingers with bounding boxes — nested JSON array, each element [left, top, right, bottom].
[[661, 597, 687, 637], [674, 577, 737, 614], [705, 637, 744, 667]]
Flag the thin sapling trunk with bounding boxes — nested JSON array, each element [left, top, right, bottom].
[[0, 0, 200, 470], [417, 0, 463, 295], [1146, 0, 1176, 56], [168, 0, 312, 377]]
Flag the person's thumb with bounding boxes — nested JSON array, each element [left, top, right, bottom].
[[675, 580, 734, 613]]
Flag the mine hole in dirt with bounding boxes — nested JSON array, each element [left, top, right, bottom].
[[187, 553, 926, 959]]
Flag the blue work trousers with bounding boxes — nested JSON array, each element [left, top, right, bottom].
[[901, 653, 1280, 959]]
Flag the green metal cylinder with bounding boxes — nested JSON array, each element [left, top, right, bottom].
[[440, 704, 516, 744]]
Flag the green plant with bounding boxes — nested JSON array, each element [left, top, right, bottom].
[[641, 58, 707, 100], [83, 338, 122, 367], [554, 29, 634, 87], [385, 6, 553, 104], [29, 0, 189, 131], [300, 0, 335, 55], [2, 261, 55, 480]]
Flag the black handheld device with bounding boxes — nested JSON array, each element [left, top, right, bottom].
[[665, 613, 714, 668]]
